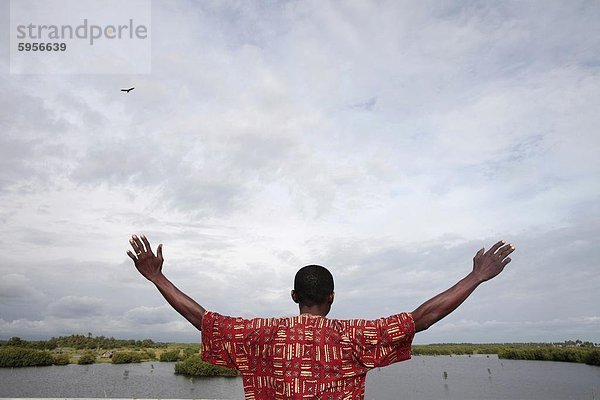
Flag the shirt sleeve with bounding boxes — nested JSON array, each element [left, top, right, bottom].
[[350, 312, 415, 369], [201, 311, 277, 371]]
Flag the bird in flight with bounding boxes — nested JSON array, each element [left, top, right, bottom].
[[121, 87, 135, 93]]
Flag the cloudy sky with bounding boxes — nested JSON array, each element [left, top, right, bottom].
[[0, 1, 599, 344]]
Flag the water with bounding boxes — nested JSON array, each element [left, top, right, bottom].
[[0, 356, 598, 399], [0, 362, 243, 399], [366, 355, 600, 399]]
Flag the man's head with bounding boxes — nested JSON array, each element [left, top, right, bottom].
[[291, 265, 334, 313]]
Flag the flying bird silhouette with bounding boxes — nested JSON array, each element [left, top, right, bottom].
[[121, 87, 135, 93]]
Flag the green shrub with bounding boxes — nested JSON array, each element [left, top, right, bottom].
[[78, 352, 96, 365], [159, 349, 181, 362], [53, 354, 71, 365], [174, 356, 238, 377], [584, 349, 600, 366], [112, 351, 143, 364], [182, 346, 199, 360], [0, 347, 54, 367], [144, 349, 156, 360]]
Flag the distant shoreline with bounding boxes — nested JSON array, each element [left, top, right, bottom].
[[2, 336, 599, 369]]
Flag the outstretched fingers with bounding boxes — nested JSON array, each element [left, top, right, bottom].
[[125, 235, 164, 282], [128, 234, 155, 260], [129, 236, 142, 254], [126, 250, 137, 261], [157, 243, 163, 260], [491, 243, 516, 273], [486, 240, 505, 256], [498, 243, 516, 259], [132, 235, 146, 253], [486, 240, 516, 261], [140, 235, 154, 256], [473, 240, 516, 282]]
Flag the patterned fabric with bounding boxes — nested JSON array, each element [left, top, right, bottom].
[[201, 311, 414, 399]]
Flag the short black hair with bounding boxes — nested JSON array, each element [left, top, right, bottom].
[[294, 265, 334, 307]]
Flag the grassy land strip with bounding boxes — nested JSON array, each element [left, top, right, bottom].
[[498, 347, 600, 366], [412, 343, 600, 366], [0, 336, 203, 366], [2, 336, 598, 368]]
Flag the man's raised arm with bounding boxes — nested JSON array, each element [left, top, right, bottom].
[[411, 240, 515, 333], [127, 234, 206, 331]]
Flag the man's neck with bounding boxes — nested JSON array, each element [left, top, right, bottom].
[[298, 304, 330, 317]]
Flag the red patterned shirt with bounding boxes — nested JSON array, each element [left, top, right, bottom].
[[201, 311, 415, 399]]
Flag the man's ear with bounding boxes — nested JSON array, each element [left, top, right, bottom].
[[327, 292, 335, 305], [291, 290, 299, 304]]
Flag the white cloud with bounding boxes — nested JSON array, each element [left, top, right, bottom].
[[47, 296, 105, 319], [124, 305, 177, 325], [0, 273, 45, 301]]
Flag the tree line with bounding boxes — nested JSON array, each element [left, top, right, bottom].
[[0, 334, 167, 350], [411, 341, 600, 366], [2, 336, 598, 369]]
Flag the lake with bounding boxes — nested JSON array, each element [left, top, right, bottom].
[[0, 355, 598, 399]]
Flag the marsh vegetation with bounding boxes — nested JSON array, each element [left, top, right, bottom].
[[1, 335, 598, 374]]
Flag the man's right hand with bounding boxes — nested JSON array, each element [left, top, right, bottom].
[[472, 240, 515, 283], [127, 234, 164, 283]]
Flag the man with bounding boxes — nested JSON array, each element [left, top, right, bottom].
[[127, 235, 515, 399]]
